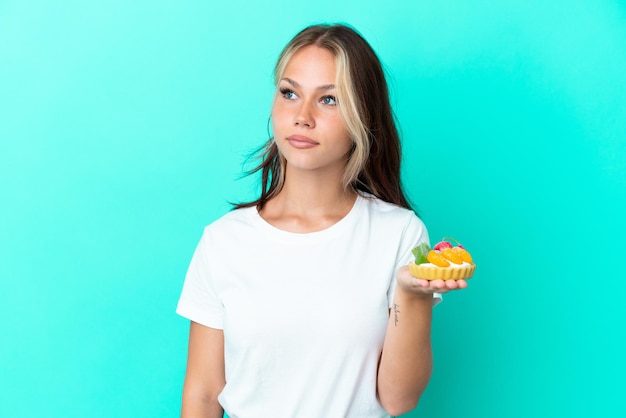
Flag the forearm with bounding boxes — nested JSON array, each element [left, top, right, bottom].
[[377, 287, 434, 416], [181, 323, 226, 418], [181, 389, 224, 418]]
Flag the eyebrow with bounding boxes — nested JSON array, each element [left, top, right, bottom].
[[282, 77, 335, 92]]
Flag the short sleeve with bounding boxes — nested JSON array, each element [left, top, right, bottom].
[[387, 213, 442, 307], [176, 228, 224, 329]]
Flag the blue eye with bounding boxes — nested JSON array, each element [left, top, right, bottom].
[[279, 87, 297, 100], [321, 95, 337, 105]]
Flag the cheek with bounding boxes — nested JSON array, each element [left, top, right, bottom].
[[340, 133, 354, 155], [270, 113, 280, 138], [330, 118, 351, 145], [271, 105, 288, 131]]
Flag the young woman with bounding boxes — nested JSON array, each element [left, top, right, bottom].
[[177, 23, 467, 418]]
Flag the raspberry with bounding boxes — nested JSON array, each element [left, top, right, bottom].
[[434, 241, 453, 251]]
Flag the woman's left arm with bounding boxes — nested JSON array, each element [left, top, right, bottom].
[[377, 265, 467, 416]]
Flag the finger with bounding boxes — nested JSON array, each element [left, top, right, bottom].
[[445, 279, 459, 290], [445, 279, 468, 290], [414, 278, 430, 288], [431, 279, 446, 289]]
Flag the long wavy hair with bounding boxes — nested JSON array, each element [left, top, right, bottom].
[[235, 23, 414, 211]]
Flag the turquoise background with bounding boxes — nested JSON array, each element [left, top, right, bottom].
[[1, 0, 625, 417]]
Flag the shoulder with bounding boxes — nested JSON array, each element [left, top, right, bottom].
[[205, 206, 256, 230], [357, 193, 427, 240], [359, 193, 423, 224], [198, 206, 260, 243]]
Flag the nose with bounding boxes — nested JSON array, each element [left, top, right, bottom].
[[294, 100, 315, 128]]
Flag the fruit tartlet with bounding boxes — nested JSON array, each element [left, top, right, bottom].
[[409, 238, 476, 281]]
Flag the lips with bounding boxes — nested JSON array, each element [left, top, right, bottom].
[[286, 135, 319, 149]]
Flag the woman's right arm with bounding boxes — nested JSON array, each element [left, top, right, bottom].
[[181, 321, 226, 418]]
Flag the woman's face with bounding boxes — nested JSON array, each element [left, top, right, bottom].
[[271, 45, 352, 178]]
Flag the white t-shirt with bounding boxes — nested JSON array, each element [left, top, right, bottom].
[[177, 193, 438, 418]]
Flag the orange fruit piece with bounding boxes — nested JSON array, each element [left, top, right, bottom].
[[452, 246, 473, 263], [427, 250, 450, 267], [440, 247, 464, 264]]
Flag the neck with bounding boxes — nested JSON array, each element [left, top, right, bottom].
[[260, 167, 358, 233]]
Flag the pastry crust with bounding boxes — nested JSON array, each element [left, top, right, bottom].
[[408, 261, 476, 281]]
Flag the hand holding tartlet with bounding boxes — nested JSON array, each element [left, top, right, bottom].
[[409, 237, 476, 281]]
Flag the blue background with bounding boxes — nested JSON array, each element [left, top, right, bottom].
[[1, 1, 625, 417]]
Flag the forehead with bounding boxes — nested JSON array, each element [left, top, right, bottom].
[[282, 45, 337, 85]]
